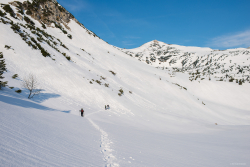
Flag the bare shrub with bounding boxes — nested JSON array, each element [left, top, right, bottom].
[[22, 74, 41, 99]]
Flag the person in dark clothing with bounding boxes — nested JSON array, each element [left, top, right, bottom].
[[80, 108, 84, 117]]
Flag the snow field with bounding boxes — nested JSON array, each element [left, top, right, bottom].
[[0, 2, 250, 166], [0, 91, 104, 167]]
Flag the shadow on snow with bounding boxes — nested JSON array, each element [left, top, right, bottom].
[[21, 89, 61, 103], [0, 93, 55, 111], [0, 92, 71, 115]]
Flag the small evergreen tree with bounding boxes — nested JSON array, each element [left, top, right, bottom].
[[67, 34, 72, 39], [229, 77, 234, 82], [15, 89, 22, 93], [0, 10, 6, 17], [0, 52, 8, 89], [12, 74, 18, 79], [3, 4, 15, 18], [118, 88, 124, 96], [239, 79, 242, 85]]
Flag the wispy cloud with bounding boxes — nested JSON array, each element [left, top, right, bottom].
[[208, 29, 250, 48]]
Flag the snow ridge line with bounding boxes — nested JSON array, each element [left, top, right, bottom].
[[87, 118, 119, 167]]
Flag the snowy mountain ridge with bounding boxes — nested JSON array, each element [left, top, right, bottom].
[[1, 0, 250, 166], [123, 40, 250, 84]]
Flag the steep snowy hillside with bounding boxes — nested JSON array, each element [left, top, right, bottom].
[[123, 40, 250, 84], [1, 0, 250, 167]]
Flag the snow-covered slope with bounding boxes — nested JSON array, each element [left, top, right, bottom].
[[1, 1, 250, 166], [0, 90, 104, 167]]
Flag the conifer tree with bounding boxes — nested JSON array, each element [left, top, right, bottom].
[[239, 79, 242, 85], [0, 52, 8, 89]]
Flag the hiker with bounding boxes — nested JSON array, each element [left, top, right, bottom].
[[107, 105, 109, 109], [80, 108, 84, 117], [105, 105, 107, 110]]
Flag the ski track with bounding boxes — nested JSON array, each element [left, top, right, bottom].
[[87, 116, 119, 167]]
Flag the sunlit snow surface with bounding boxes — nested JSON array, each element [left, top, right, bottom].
[[0, 2, 250, 166]]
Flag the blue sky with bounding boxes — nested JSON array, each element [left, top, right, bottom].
[[57, 0, 250, 49]]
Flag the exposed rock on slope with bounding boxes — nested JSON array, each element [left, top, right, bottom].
[[1, 0, 98, 37], [123, 40, 250, 84]]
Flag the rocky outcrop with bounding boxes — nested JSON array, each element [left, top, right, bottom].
[[8, 0, 73, 30], [4, 0, 97, 38]]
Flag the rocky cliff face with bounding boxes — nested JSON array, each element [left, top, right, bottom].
[[8, 0, 72, 28], [0, 0, 100, 62], [3, 0, 98, 37]]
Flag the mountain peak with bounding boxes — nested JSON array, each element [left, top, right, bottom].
[[153, 40, 159, 43], [123, 39, 249, 84]]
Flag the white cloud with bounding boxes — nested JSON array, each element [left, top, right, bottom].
[[209, 29, 250, 48]]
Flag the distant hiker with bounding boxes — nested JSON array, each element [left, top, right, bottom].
[[80, 108, 84, 117], [107, 105, 109, 109], [105, 105, 107, 110]]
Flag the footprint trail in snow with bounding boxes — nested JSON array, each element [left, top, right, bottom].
[[88, 118, 119, 167]]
